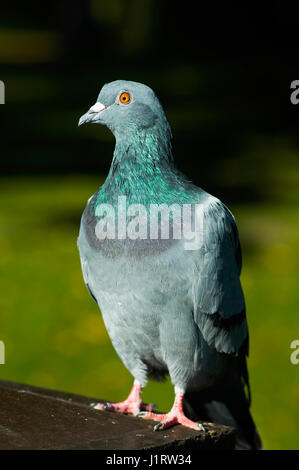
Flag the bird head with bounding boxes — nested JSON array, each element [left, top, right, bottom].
[[78, 80, 171, 141]]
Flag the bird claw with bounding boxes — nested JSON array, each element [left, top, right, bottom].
[[138, 408, 206, 432], [91, 401, 111, 410], [102, 401, 111, 410], [152, 418, 206, 432], [90, 383, 156, 416], [153, 422, 163, 431], [197, 422, 206, 432]]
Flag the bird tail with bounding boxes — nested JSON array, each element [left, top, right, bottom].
[[184, 356, 262, 450]]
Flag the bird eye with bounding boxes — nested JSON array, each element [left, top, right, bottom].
[[119, 92, 131, 105]]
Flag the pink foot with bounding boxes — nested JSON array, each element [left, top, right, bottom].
[[138, 391, 205, 432], [93, 383, 156, 417]]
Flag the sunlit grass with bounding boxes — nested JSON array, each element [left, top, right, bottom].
[[0, 175, 298, 449]]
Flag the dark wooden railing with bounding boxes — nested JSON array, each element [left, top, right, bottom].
[[0, 380, 235, 450]]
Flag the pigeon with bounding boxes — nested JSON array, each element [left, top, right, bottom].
[[77, 80, 261, 449]]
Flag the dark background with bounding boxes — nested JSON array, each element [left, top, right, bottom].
[[0, 1, 299, 450], [1, 0, 299, 202]]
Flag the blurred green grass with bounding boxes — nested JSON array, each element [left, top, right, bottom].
[[0, 175, 298, 449]]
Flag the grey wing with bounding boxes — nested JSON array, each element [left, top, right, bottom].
[[77, 196, 99, 305], [193, 198, 248, 355]]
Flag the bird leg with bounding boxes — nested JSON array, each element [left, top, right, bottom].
[[93, 381, 156, 416], [138, 389, 205, 432]]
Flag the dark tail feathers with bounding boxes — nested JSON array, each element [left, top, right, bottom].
[[184, 357, 262, 450]]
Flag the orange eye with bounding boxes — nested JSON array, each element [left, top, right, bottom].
[[119, 92, 131, 104]]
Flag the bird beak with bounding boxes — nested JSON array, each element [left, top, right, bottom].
[[78, 101, 107, 126]]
